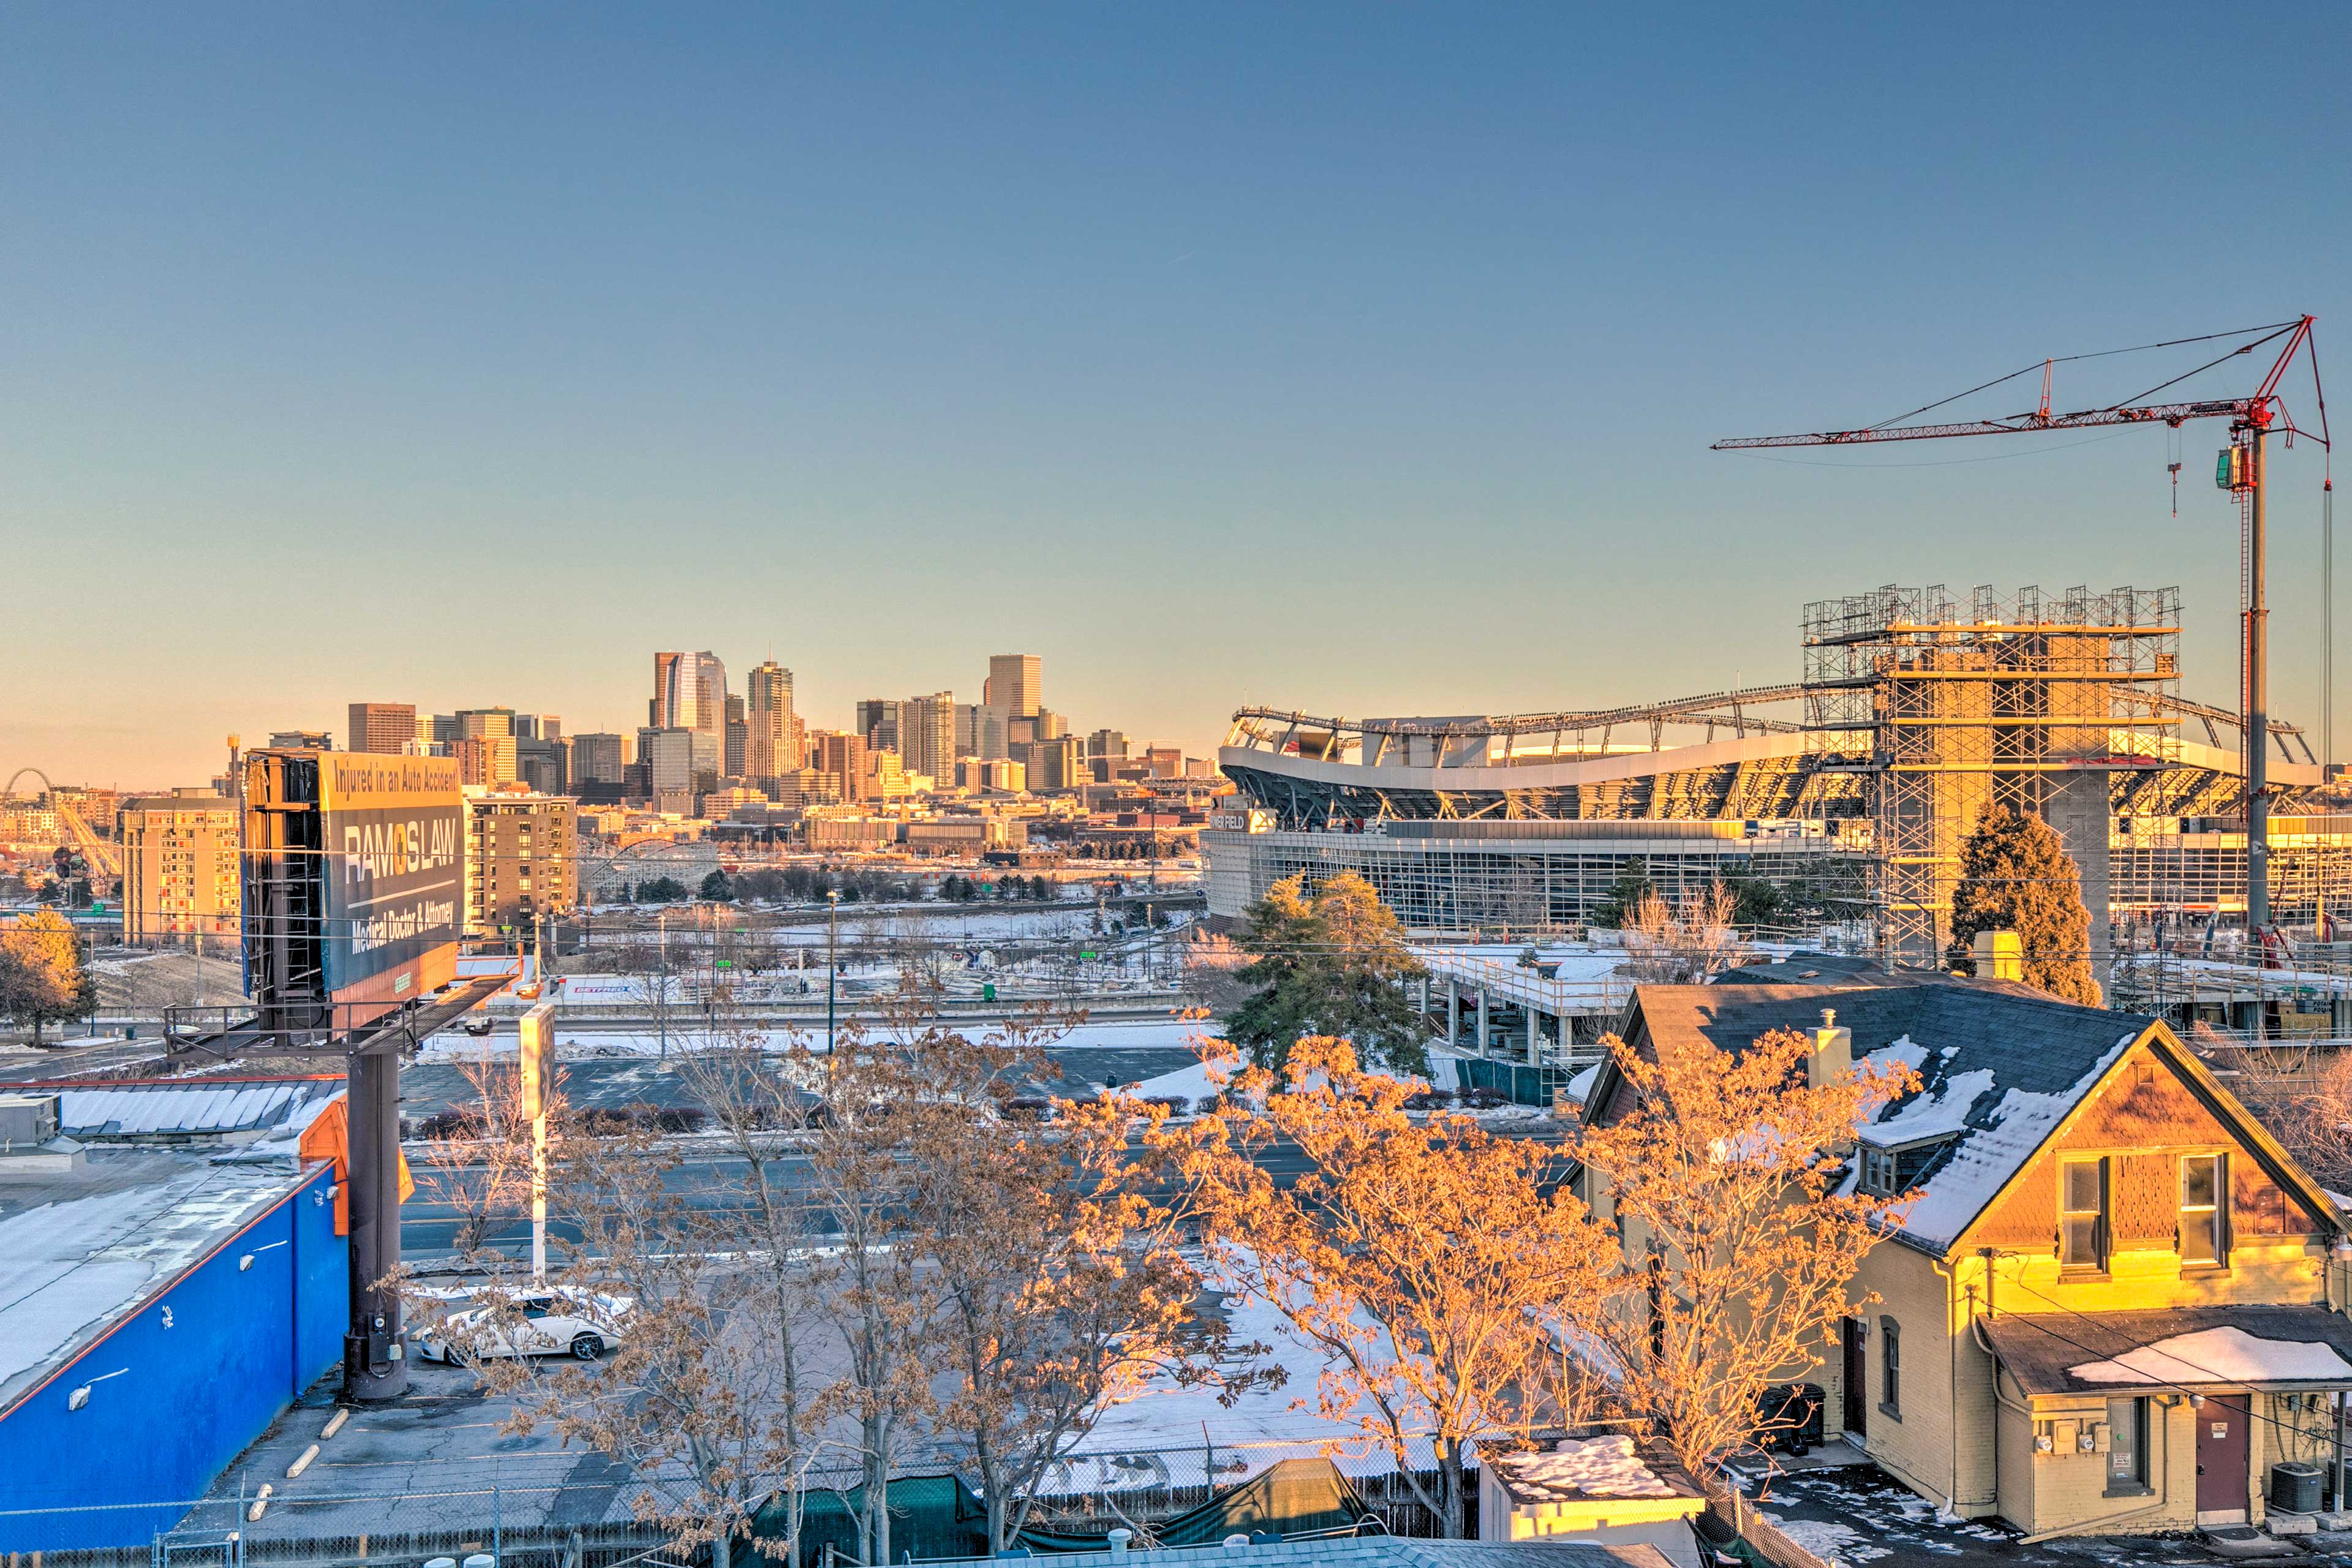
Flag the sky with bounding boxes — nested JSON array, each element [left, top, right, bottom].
[[6, 6, 2350, 786]]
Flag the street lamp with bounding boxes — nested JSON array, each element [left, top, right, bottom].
[[826, 888, 841, 1053]]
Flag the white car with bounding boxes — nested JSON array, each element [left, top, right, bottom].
[[416, 1287, 631, 1365]]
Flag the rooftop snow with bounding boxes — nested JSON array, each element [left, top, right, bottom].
[[0, 1151, 307, 1411], [2069, 1327, 2352, 1387], [1485, 1435, 1683, 1502], [51, 1078, 341, 1140]]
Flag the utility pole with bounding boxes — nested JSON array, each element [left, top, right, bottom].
[[826, 887, 840, 1052]]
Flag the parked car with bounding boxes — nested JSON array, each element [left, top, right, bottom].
[[415, 1287, 631, 1365]]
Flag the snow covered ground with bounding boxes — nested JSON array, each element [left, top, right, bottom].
[[421, 1012, 1226, 1062], [1080, 1275, 1425, 1474]]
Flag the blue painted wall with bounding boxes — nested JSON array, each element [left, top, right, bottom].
[[0, 1162, 347, 1550]]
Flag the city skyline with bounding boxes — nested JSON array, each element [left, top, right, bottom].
[[7, 8, 2349, 788]]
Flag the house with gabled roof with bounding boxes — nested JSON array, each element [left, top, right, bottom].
[[1576, 963, 2352, 1539]]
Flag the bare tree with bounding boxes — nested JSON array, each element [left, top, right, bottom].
[[669, 1010, 837, 1567], [918, 1065, 1222, 1551], [1158, 1037, 1618, 1537], [412, 1052, 537, 1254], [1621, 883, 1746, 984], [1566, 1026, 1917, 1482], [431, 1114, 797, 1568]]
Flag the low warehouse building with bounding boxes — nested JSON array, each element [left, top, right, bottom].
[[0, 1095, 347, 1550]]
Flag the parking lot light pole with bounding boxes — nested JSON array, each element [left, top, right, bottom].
[[826, 888, 841, 1052]]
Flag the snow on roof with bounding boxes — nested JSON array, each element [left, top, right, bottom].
[[1559, 1063, 1600, 1108], [53, 1078, 341, 1140], [1626, 984, 2155, 1257], [0, 1152, 307, 1411], [1859, 1067, 1994, 1148], [2068, 1327, 2352, 1388], [1887, 1032, 2136, 1253], [1485, 1435, 1682, 1502]]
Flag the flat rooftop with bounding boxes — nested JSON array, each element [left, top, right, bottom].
[[0, 1148, 309, 1412]]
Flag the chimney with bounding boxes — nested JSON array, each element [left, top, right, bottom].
[[1809, 1008, 1852, 1093], [1972, 929, 2022, 981]]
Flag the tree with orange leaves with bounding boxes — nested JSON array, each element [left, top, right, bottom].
[[1566, 1026, 1917, 1482], [1156, 1037, 1617, 1538]]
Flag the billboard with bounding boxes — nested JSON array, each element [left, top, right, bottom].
[[317, 752, 462, 1011]]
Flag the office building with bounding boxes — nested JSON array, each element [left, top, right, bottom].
[[810, 729, 869, 804], [854, 698, 901, 755], [744, 661, 801, 786], [514, 713, 561, 742], [461, 788, 578, 941], [638, 726, 722, 799], [117, 790, 241, 944], [902, 692, 956, 785], [517, 736, 567, 794], [1022, 734, 1084, 792], [725, 693, 748, 780], [266, 729, 333, 750], [571, 733, 626, 787], [346, 703, 417, 755], [1087, 729, 1129, 761], [450, 709, 518, 785], [986, 654, 1041, 717], [957, 758, 1026, 793], [652, 650, 728, 734], [960, 703, 1012, 761]]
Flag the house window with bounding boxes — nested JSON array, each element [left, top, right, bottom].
[[2062, 1157, 2108, 1270], [2180, 1153, 2226, 1265], [2106, 1397, 2149, 1493], [1861, 1147, 1898, 1195], [1880, 1316, 1901, 1419]]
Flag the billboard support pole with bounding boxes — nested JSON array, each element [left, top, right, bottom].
[[345, 1045, 410, 1402]]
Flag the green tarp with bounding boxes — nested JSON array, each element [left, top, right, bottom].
[[749, 1457, 1370, 1566], [1016, 1458, 1371, 1553], [749, 1474, 989, 1568]]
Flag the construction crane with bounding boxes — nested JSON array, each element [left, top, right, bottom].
[[1713, 317, 2331, 932]]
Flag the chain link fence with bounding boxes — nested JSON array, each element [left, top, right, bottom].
[[0, 1439, 1469, 1566]]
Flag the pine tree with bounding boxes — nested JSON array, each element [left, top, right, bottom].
[[1226, 871, 1429, 1074], [1947, 804, 2102, 1006]]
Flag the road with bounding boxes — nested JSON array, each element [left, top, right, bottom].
[[402, 1123, 1572, 1257]]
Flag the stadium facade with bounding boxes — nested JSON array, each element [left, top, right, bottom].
[[1206, 585, 2343, 965]]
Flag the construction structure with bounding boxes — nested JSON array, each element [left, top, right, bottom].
[[1208, 584, 2334, 969]]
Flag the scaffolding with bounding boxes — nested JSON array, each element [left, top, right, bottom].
[[1802, 584, 2182, 966]]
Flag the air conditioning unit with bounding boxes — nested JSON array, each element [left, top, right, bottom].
[[0, 1095, 61, 1151]]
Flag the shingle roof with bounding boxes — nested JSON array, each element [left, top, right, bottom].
[[1602, 979, 2153, 1256]]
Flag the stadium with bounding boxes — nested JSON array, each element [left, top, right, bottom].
[[1206, 584, 2346, 974]]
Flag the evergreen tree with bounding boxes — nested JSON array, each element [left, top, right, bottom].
[[1226, 871, 1429, 1075], [699, 869, 736, 902], [1947, 804, 2101, 1006]]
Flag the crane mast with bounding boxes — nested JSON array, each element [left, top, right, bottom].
[[1713, 316, 2329, 938]]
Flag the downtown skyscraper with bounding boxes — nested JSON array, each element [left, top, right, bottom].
[[651, 650, 728, 734], [744, 660, 801, 786]]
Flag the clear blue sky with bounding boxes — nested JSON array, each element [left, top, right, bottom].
[[7, 5, 2348, 785]]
